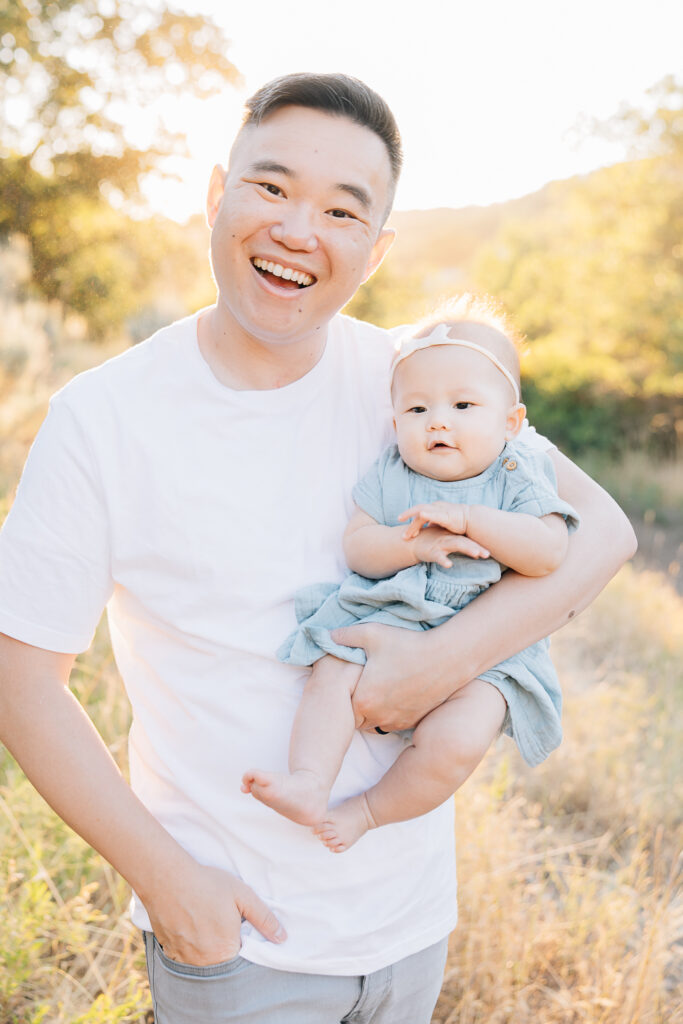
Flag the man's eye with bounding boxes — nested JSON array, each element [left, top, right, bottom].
[[328, 209, 355, 219], [261, 183, 283, 196]]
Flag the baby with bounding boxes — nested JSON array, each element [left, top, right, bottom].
[[243, 298, 578, 852]]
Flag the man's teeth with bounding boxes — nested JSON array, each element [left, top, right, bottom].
[[252, 258, 314, 287]]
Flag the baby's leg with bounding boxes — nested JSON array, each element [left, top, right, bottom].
[[314, 678, 506, 851], [242, 655, 363, 826]]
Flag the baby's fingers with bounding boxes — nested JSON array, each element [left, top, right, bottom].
[[402, 521, 425, 540], [397, 506, 416, 522], [446, 536, 490, 559], [406, 503, 464, 534], [398, 504, 433, 523], [398, 505, 432, 538]]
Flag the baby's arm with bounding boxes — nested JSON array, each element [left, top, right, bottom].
[[342, 453, 635, 735], [400, 502, 569, 577], [344, 506, 491, 579]]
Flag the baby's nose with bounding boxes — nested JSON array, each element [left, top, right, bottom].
[[427, 410, 450, 429]]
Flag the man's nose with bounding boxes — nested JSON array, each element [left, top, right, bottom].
[[269, 205, 318, 252]]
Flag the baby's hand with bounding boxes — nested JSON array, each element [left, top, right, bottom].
[[410, 525, 490, 567], [399, 502, 470, 539]]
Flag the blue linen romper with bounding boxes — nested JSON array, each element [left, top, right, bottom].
[[279, 441, 579, 766]]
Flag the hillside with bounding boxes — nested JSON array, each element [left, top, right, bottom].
[[384, 179, 568, 278]]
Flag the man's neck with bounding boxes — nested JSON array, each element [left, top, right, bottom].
[[197, 306, 328, 391]]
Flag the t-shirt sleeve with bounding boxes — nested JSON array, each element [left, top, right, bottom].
[[516, 420, 554, 452], [504, 447, 580, 532], [0, 394, 113, 653]]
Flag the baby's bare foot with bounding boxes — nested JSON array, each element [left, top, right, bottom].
[[312, 793, 377, 853], [241, 769, 329, 826]]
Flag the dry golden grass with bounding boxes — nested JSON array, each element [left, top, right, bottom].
[[0, 289, 680, 1020], [0, 565, 680, 1022], [435, 566, 682, 1024]]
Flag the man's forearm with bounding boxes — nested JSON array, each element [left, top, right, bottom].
[[0, 634, 285, 963], [0, 640, 192, 906], [345, 452, 636, 731]]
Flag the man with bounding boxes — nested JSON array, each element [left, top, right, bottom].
[[0, 74, 635, 1023]]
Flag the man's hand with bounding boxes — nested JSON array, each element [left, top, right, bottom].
[[332, 623, 442, 732], [333, 452, 637, 733], [146, 860, 286, 967], [0, 634, 287, 971]]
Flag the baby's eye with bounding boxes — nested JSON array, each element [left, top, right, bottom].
[[454, 402, 473, 410], [408, 406, 427, 414]]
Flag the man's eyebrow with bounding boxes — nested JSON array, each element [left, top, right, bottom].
[[248, 160, 295, 176], [246, 163, 372, 210], [336, 183, 371, 210]]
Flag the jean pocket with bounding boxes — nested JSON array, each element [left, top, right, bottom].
[[153, 934, 245, 979]]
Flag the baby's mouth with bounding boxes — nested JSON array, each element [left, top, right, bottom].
[[251, 258, 316, 289], [428, 441, 455, 450]]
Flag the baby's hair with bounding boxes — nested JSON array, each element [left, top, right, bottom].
[[414, 293, 524, 394]]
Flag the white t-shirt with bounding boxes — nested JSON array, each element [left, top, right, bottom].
[[0, 311, 548, 975]]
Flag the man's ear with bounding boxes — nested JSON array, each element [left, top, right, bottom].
[[206, 165, 227, 228], [505, 402, 527, 440], [361, 228, 395, 283]]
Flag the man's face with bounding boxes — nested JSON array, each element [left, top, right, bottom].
[[207, 105, 394, 350]]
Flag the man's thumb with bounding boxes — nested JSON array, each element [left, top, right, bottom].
[[236, 881, 287, 944], [330, 624, 372, 650]]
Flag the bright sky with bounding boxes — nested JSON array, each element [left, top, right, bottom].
[[144, 0, 683, 222]]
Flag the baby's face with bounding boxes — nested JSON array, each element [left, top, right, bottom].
[[392, 344, 521, 481]]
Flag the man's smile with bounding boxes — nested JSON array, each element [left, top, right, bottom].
[[251, 257, 316, 289]]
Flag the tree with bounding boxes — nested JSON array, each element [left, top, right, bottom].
[[0, 0, 239, 334], [473, 77, 683, 458], [592, 74, 683, 163], [344, 259, 430, 330]]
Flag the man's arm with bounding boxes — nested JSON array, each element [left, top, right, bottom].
[[0, 634, 285, 964], [336, 451, 637, 731]]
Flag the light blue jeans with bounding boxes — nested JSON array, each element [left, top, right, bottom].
[[143, 931, 448, 1024]]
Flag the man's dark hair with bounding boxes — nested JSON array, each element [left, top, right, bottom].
[[242, 73, 403, 191]]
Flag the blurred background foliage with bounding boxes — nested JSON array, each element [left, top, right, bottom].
[[0, 0, 238, 336], [0, 10, 681, 518], [348, 75, 683, 462]]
